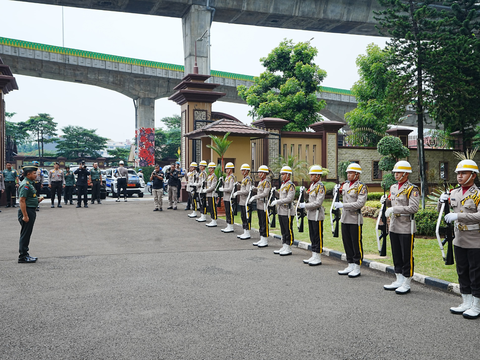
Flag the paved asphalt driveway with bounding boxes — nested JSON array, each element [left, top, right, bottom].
[[0, 197, 476, 359]]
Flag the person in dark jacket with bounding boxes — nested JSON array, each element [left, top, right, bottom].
[[166, 164, 180, 210], [74, 162, 90, 208]]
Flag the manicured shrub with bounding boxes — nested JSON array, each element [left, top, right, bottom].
[[415, 209, 439, 237]]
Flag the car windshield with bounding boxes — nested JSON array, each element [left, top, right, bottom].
[[128, 170, 137, 175]]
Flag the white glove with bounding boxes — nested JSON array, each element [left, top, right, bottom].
[[440, 193, 449, 203], [385, 208, 394, 217], [218, 187, 224, 192], [298, 202, 306, 209], [271, 187, 276, 192], [445, 213, 458, 223], [201, 189, 207, 193], [248, 196, 256, 204], [271, 200, 278, 206], [232, 192, 237, 198], [334, 202, 343, 209], [334, 184, 340, 191], [380, 195, 387, 204]]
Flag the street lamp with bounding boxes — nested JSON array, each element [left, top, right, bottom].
[[194, 29, 208, 74]]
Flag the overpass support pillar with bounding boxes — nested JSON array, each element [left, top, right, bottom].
[[135, 97, 155, 167], [182, 5, 212, 75]]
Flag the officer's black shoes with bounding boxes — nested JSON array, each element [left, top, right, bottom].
[[84, 205, 89, 208], [184, 207, 190, 211], [173, 207, 177, 210], [116, 199, 120, 202], [18, 256, 37, 263], [57, 205, 62, 208], [36, 207, 40, 211], [98, 201, 102, 204], [153, 208, 159, 211], [76, 204, 81, 208], [51, 204, 55, 208], [5, 204, 10, 208], [159, 208, 163, 211], [167, 206, 173, 209], [70, 201, 73, 205], [124, 199, 127, 202]]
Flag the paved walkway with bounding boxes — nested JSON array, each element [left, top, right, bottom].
[[0, 196, 476, 359]]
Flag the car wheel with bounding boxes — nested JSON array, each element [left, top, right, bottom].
[[138, 192, 144, 198]]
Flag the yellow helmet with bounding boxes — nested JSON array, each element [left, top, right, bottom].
[[240, 164, 251, 171], [309, 165, 323, 175], [392, 160, 412, 173], [258, 165, 269, 173], [208, 162, 216, 168], [455, 159, 479, 173], [199, 160, 207, 167], [280, 166, 292, 174], [190, 162, 198, 168], [346, 163, 362, 174], [225, 162, 235, 169]]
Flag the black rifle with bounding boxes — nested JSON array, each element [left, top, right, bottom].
[[376, 188, 388, 256], [296, 186, 306, 232], [231, 182, 239, 216], [441, 179, 455, 265], [330, 183, 342, 237], [267, 187, 277, 228]]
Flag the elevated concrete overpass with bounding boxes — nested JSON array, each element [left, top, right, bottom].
[[0, 37, 360, 129], [14, 0, 384, 76]]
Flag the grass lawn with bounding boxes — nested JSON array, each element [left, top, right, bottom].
[[218, 199, 458, 283]]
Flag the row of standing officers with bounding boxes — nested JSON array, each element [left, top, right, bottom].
[[183, 158, 480, 320]]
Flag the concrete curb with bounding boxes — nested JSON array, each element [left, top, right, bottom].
[[272, 234, 460, 295]]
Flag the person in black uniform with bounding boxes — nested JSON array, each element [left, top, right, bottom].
[[18, 165, 45, 263], [74, 162, 90, 208]]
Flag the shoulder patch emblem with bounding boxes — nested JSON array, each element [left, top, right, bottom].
[[412, 190, 419, 197]]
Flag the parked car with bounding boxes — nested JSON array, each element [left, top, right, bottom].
[[104, 168, 145, 197], [69, 166, 107, 200]]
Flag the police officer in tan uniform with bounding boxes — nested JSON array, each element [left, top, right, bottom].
[[185, 162, 198, 212], [194, 160, 208, 222], [299, 165, 326, 266], [220, 162, 236, 233], [202, 162, 218, 227], [48, 162, 65, 208], [334, 163, 368, 277], [249, 165, 271, 248], [440, 160, 480, 319], [233, 164, 252, 240], [271, 166, 296, 256], [383, 160, 420, 294]]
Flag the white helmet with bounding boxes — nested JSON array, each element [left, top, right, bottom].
[[392, 160, 412, 173], [240, 164, 251, 171], [199, 160, 207, 167], [280, 166, 292, 174], [225, 162, 235, 169], [208, 162, 216, 168], [190, 162, 198, 168], [346, 163, 362, 174], [309, 165, 323, 175], [455, 159, 479, 173], [119, 160, 124, 165], [258, 165, 269, 173]]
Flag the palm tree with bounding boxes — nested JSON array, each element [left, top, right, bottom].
[[269, 154, 309, 181], [207, 132, 233, 171]]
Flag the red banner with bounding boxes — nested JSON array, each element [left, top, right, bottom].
[[135, 127, 155, 166]]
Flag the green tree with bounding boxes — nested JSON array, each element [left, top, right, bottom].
[[427, 1, 480, 152], [23, 113, 58, 158], [206, 132, 233, 171], [345, 44, 404, 146], [56, 126, 108, 158], [375, 0, 441, 207], [155, 115, 181, 160], [237, 39, 327, 131], [5, 112, 30, 161], [107, 148, 131, 162], [377, 136, 410, 191]]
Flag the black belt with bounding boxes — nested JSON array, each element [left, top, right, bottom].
[[93, 179, 100, 181], [5, 181, 16, 183], [51, 181, 62, 183]]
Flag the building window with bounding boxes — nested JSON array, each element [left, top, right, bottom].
[[298, 145, 302, 160], [290, 144, 294, 156], [283, 144, 287, 158], [372, 161, 382, 180], [440, 162, 448, 180], [305, 145, 309, 164], [312, 145, 316, 165]]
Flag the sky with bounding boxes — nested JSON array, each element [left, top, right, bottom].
[[1, 0, 388, 142]]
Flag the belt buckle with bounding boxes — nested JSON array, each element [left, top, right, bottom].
[[458, 224, 466, 231]]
